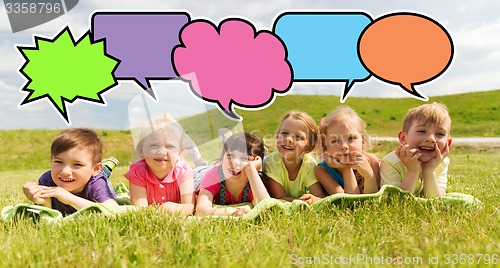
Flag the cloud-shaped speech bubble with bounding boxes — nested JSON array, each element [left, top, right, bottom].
[[273, 12, 372, 101], [92, 12, 190, 99], [172, 18, 293, 120], [358, 12, 454, 99], [17, 26, 119, 124]]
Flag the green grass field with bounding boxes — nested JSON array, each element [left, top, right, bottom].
[[0, 91, 499, 267]]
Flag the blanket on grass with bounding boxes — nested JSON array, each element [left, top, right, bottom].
[[218, 185, 482, 221], [1, 185, 481, 222], [1, 203, 136, 223]]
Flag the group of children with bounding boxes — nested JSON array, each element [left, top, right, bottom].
[[23, 102, 453, 217]]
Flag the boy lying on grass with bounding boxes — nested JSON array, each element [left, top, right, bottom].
[[23, 128, 117, 215], [381, 103, 452, 198]]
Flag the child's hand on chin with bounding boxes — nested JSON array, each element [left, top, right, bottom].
[[350, 151, 369, 168], [421, 143, 448, 171], [396, 144, 422, 173], [324, 153, 348, 170]]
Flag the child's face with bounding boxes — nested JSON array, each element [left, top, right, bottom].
[[324, 121, 363, 165], [140, 131, 181, 180], [276, 117, 312, 163], [221, 150, 254, 179], [50, 147, 101, 193], [399, 120, 451, 163]]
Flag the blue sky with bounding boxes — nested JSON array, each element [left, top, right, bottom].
[[1, 0, 499, 129]]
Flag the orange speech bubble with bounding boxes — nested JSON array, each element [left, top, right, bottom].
[[358, 13, 453, 99]]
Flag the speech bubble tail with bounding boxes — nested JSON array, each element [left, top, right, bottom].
[[220, 107, 241, 121], [19, 91, 70, 124], [51, 97, 70, 124], [340, 80, 356, 103], [136, 77, 158, 100], [143, 87, 158, 101], [399, 82, 427, 100]]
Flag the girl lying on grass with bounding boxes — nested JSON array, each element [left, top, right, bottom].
[[196, 132, 270, 217], [125, 114, 195, 216], [315, 106, 380, 198], [263, 110, 325, 204]]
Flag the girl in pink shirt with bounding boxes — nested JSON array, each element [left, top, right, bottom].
[[196, 132, 270, 217], [125, 114, 195, 216]]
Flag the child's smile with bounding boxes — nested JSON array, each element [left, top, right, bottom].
[[223, 151, 253, 179], [281, 144, 294, 151], [228, 168, 242, 176], [324, 122, 364, 165], [141, 130, 181, 180], [399, 120, 451, 163], [153, 157, 170, 163], [58, 176, 76, 183], [276, 117, 312, 162], [50, 147, 100, 193]]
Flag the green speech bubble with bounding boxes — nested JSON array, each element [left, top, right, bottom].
[[17, 25, 119, 124]]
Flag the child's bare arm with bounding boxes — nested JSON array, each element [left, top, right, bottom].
[[195, 189, 239, 216], [161, 178, 195, 216], [308, 182, 325, 198], [314, 165, 344, 195], [129, 183, 149, 207], [396, 144, 421, 193], [266, 177, 296, 202], [38, 186, 94, 210], [244, 157, 270, 205], [421, 171, 446, 197], [421, 143, 448, 198], [299, 182, 325, 204], [360, 153, 380, 194], [23, 182, 51, 207], [341, 168, 360, 194]]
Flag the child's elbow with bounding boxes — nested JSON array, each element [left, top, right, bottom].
[[195, 205, 210, 216], [183, 203, 195, 215]]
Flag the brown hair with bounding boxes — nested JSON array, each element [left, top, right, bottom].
[[275, 110, 319, 150], [216, 132, 265, 163], [402, 102, 451, 134], [51, 128, 103, 164], [319, 106, 371, 152]]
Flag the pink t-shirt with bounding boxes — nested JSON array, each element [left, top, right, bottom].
[[198, 166, 254, 205], [125, 159, 194, 205]]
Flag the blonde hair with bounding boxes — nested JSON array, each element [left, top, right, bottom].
[[135, 113, 185, 154], [319, 106, 371, 152], [275, 110, 319, 150], [402, 102, 451, 134]]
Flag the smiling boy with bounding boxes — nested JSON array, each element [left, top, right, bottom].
[[380, 103, 452, 198], [23, 128, 117, 215]]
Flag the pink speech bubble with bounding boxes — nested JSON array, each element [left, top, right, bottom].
[[358, 13, 453, 99], [173, 18, 292, 120]]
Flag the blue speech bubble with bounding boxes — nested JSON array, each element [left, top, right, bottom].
[[273, 12, 372, 101]]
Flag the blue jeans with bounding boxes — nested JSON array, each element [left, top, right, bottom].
[[100, 165, 116, 195]]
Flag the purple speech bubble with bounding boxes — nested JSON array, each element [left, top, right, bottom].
[[91, 12, 190, 98]]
